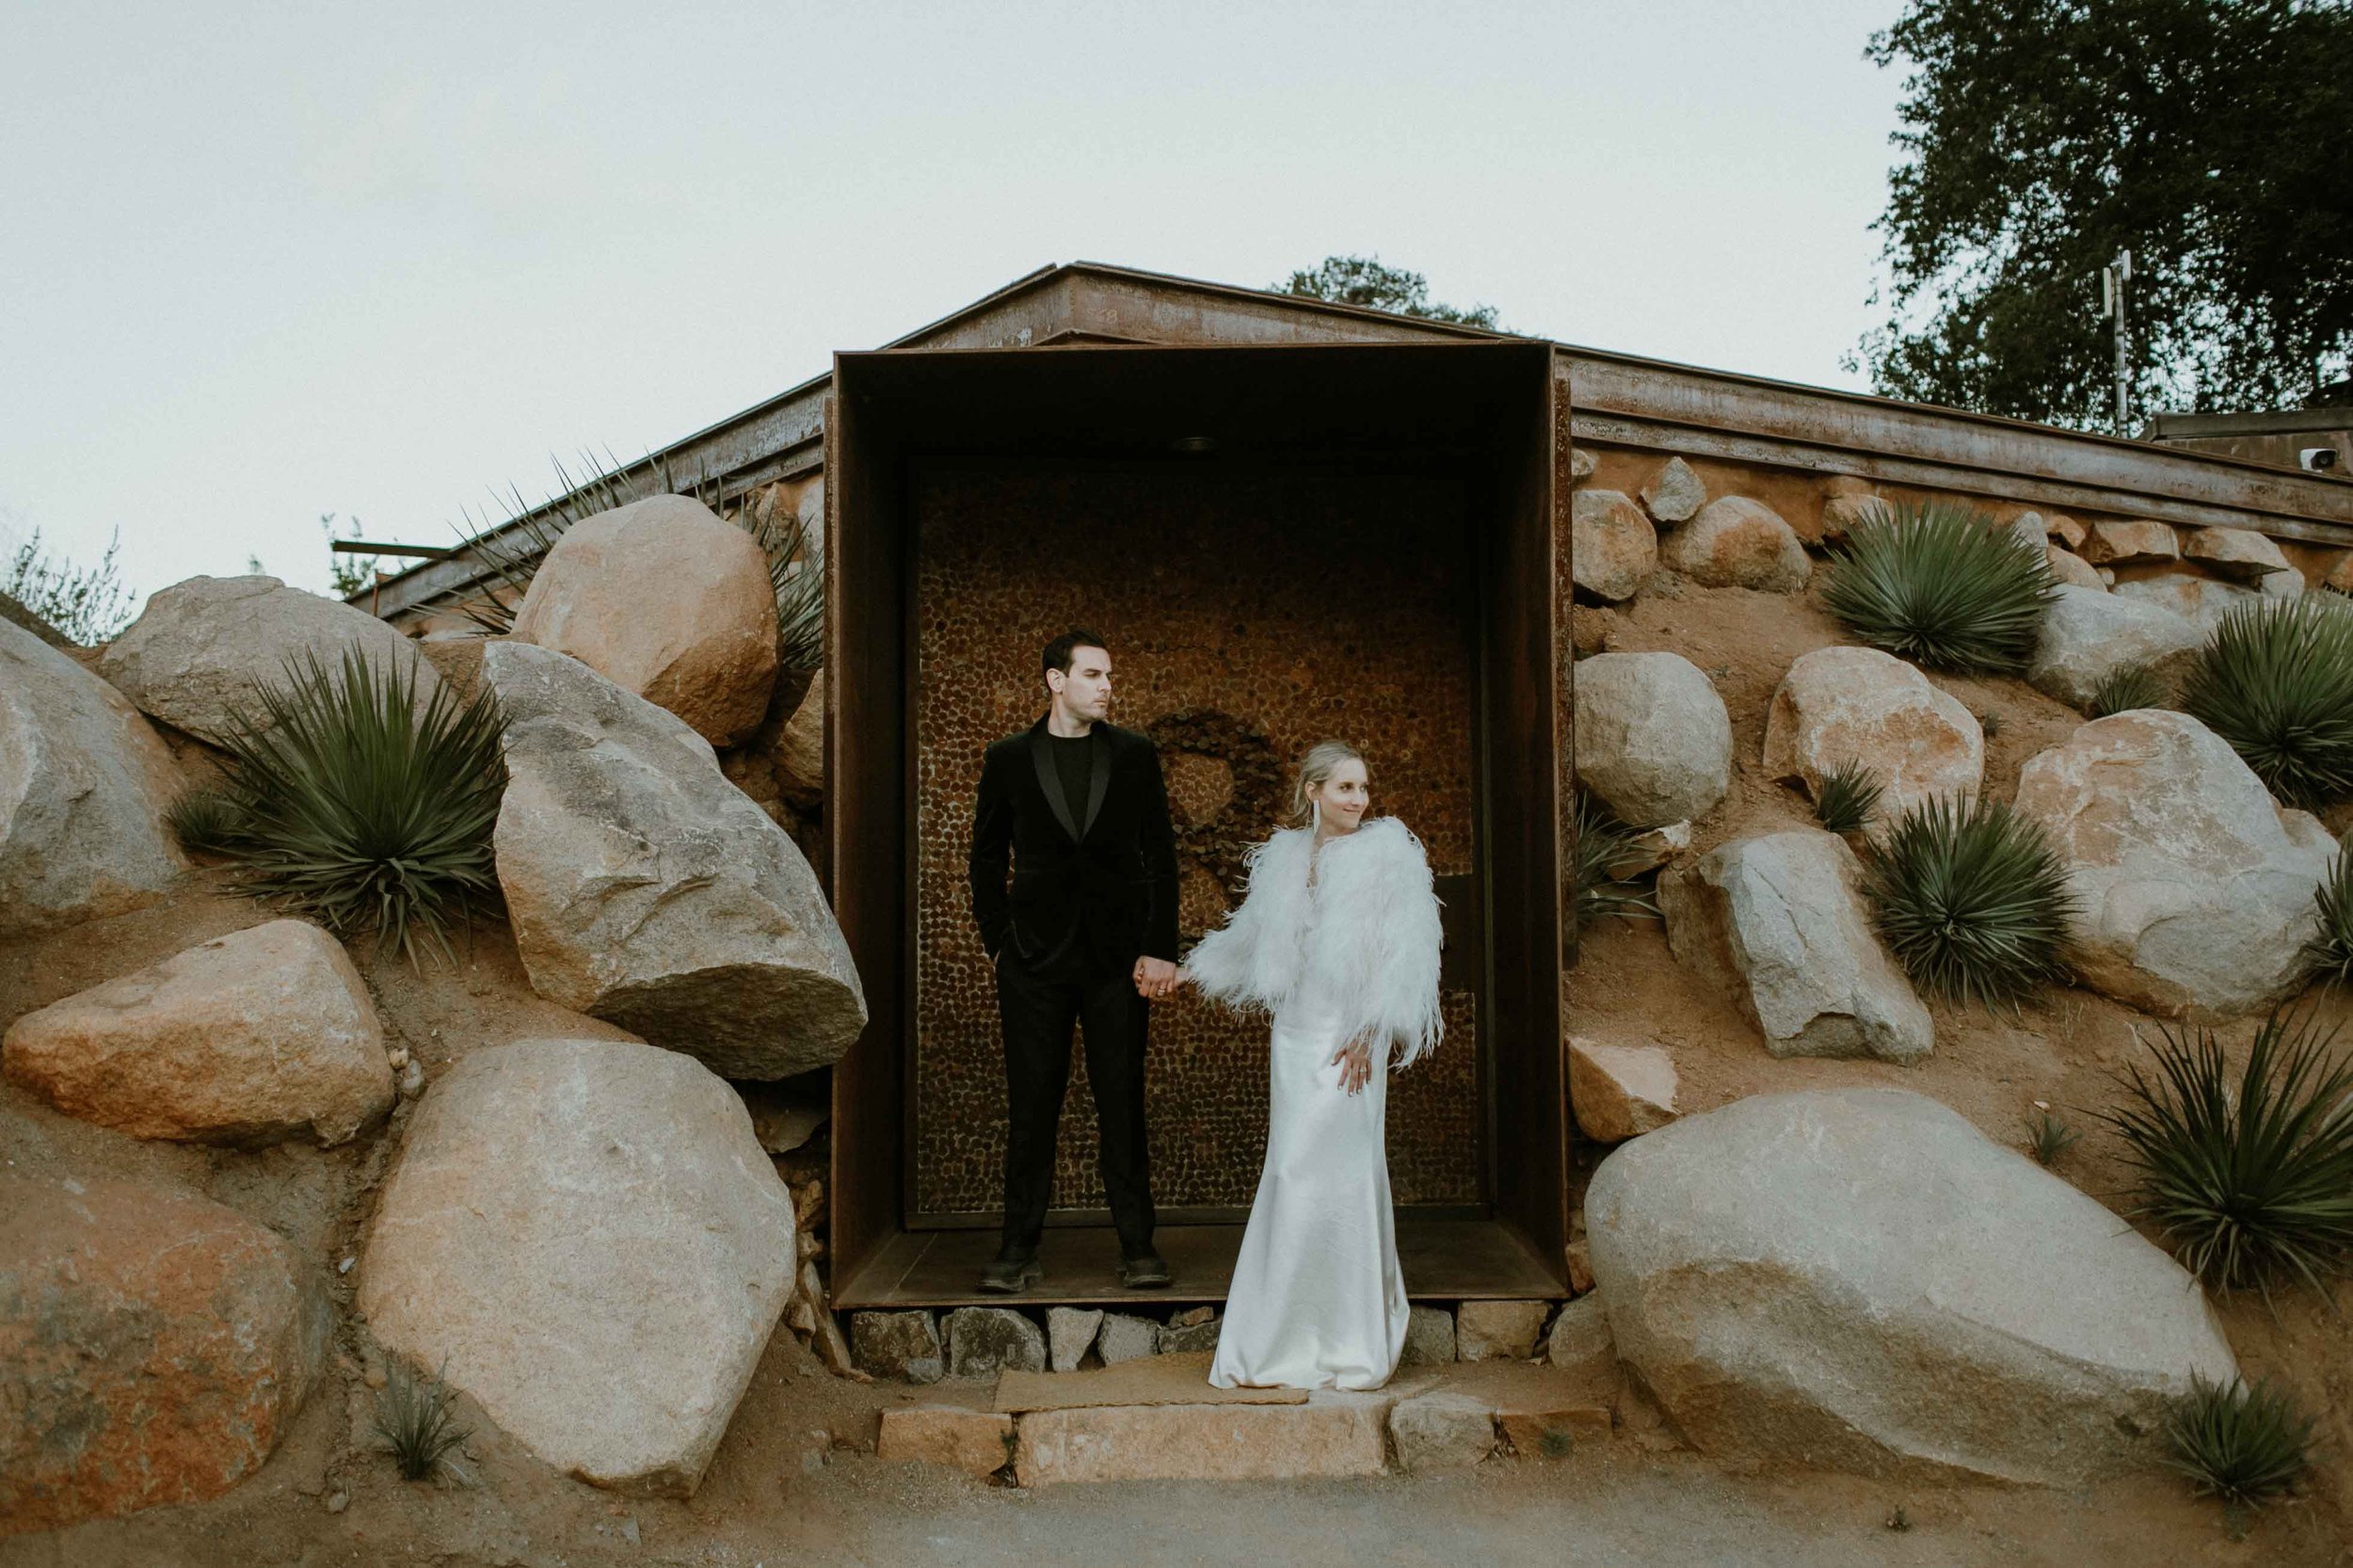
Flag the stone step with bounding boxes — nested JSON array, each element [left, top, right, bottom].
[[874, 1361, 1618, 1485]]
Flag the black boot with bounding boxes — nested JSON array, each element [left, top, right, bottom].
[[1117, 1248, 1172, 1288], [978, 1247, 1042, 1294]]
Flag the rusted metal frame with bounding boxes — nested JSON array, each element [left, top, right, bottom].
[[1564, 354, 2353, 531], [1575, 409, 2353, 548], [1064, 267, 1494, 349], [368, 273, 1104, 623], [2151, 408, 2353, 439]]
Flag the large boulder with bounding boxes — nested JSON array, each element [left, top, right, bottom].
[[96, 574, 440, 747], [0, 620, 184, 936], [1660, 829, 1932, 1064], [1567, 1036, 1678, 1143], [357, 1038, 796, 1496], [485, 643, 866, 1079], [2182, 526, 2293, 584], [1639, 457, 1705, 525], [3, 920, 392, 1146], [510, 495, 778, 746], [2045, 545, 2103, 589], [1587, 1088, 2238, 1485], [2014, 710, 2333, 1016], [1761, 646, 1982, 823], [2111, 571, 2260, 634], [1, 1175, 329, 1533], [1572, 652, 1732, 828], [1569, 490, 1658, 603], [1660, 497, 1810, 592], [2026, 585, 2204, 709], [2079, 519, 2179, 567]]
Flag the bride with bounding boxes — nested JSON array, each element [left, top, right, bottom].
[[1173, 740, 1444, 1390]]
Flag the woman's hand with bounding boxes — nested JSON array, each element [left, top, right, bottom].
[[1329, 1035, 1374, 1096]]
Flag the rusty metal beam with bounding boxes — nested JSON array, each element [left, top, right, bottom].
[[370, 259, 2353, 625]]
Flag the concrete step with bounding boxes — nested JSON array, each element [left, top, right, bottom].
[[874, 1360, 1619, 1485]]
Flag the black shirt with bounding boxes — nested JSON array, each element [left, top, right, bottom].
[[1047, 731, 1092, 837]]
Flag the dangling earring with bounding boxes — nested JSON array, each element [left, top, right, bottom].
[[1310, 796, 1321, 834]]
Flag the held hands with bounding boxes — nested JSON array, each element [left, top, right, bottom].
[[1133, 956, 1181, 1000], [1329, 1035, 1375, 1096]]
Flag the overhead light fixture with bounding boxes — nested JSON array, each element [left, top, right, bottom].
[[1170, 435, 1218, 455]]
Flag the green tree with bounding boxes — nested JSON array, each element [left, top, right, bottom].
[[1275, 255, 1502, 329], [1858, 0, 2353, 429], [322, 513, 380, 598]]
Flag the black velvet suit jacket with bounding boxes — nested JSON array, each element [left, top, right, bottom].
[[968, 717, 1181, 973]]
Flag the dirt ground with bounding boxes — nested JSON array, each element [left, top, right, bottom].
[[1, 1318, 2345, 1567], [6, 578, 2352, 1563]]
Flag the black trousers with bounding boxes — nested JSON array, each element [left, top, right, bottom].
[[994, 952, 1156, 1257]]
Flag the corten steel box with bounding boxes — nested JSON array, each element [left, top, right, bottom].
[[824, 341, 1573, 1307]]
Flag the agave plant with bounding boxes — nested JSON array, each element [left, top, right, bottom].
[[2304, 839, 2353, 985], [1860, 795, 2077, 1008], [2024, 1108, 2080, 1165], [1812, 760, 1883, 835], [207, 648, 506, 966], [372, 1356, 472, 1483], [1571, 792, 1659, 935], [733, 486, 826, 670], [2163, 1373, 2313, 1509], [2098, 1007, 2353, 1298], [1820, 500, 2058, 674], [2088, 663, 2168, 718], [166, 786, 249, 856], [2180, 596, 2353, 808]]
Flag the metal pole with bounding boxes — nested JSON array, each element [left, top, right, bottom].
[[2109, 249, 2133, 436]]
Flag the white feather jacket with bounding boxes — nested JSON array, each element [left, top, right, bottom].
[[1182, 816, 1445, 1069]]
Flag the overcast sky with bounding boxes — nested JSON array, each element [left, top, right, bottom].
[[2, 1, 1905, 608]]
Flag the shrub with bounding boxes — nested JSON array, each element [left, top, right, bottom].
[[1820, 500, 2057, 674], [2024, 1109, 2079, 1164], [2098, 1007, 2353, 1298], [2163, 1373, 2313, 1509], [2088, 663, 2168, 718], [4, 526, 134, 646], [207, 648, 506, 965], [166, 787, 248, 856], [1860, 795, 2077, 1008], [1571, 792, 1658, 935], [1812, 760, 1883, 835], [372, 1357, 472, 1482], [2305, 839, 2353, 986], [2180, 597, 2353, 808]]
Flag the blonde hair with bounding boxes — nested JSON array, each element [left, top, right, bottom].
[[1285, 740, 1366, 830]]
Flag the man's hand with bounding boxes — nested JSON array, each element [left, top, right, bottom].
[[1133, 956, 1179, 1000]]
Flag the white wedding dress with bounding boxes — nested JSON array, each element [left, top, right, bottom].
[[1180, 816, 1444, 1392]]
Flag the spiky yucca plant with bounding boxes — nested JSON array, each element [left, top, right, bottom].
[[2181, 597, 2353, 808], [2305, 840, 2353, 986], [208, 648, 506, 965], [2098, 1008, 2353, 1298], [166, 787, 248, 856], [1812, 760, 1882, 835], [372, 1357, 472, 1482], [1860, 796, 2077, 1008], [2164, 1373, 2313, 1509], [2025, 1109, 2080, 1165], [1821, 500, 2058, 674], [2088, 663, 2168, 718], [1571, 792, 1658, 935]]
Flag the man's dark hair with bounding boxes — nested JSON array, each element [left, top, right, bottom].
[[1042, 629, 1109, 678]]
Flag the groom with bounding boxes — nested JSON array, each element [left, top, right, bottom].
[[968, 630, 1180, 1292]]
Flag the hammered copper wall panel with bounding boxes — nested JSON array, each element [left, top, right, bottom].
[[914, 461, 1482, 1218]]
